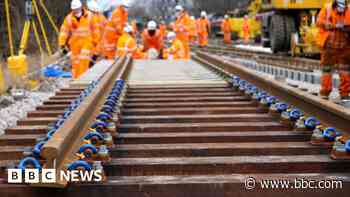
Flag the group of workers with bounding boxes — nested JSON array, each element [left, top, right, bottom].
[[58, 0, 350, 99], [58, 0, 215, 79]]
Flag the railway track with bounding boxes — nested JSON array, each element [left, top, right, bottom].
[[1, 53, 350, 196], [199, 45, 321, 72]]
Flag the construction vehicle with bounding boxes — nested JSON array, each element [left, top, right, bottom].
[[256, 0, 331, 55], [225, 2, 262, 43]]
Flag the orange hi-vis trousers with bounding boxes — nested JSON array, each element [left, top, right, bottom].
[[320, 47, 350, 98]]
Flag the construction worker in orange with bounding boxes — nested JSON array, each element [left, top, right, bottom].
[[87, 0, 106, 66], [159, 21, 167, 40], [163, 32, 186, 60], [197, 11, 211, 47], [59, 0, 93, 79], [174, 5, 191, 59], [103, 1, 129, 59], [242, 15, 250, 44], [221, 15, 232, 44], [189, 16, 198, 45], [116, 25, 137, 58], [142, 21, 164, 59], [317, 0, 350, 100]]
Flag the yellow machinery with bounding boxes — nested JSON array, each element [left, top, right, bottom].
[[4, 0, 58, 88], [256, 0, 331, 55], [228, 1, 262, 42]]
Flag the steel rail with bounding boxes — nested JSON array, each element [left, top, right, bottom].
[[197, 45, 320, 72], [193, 51, 350, 134], [39, 56, 133, 187]]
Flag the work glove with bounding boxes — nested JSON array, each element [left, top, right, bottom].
[[60, 46, 68, 55], [324, 23, 334, 30]]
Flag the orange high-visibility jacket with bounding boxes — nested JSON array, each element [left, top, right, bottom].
[[197, 18, 210, 36], [174, 12, 191, 42], [317, 3, 350, 48], [189, 17, 198, 37], [243, 19, 250, 33], [116, 33, 137, 57], [58, 9, 93, 50], [159, 24, 167, 39], [91, 12, 107, 55], [166, 39, 186, 60], [103, 6, 128, 58], [111, 6, 129, 35], [142, 29, 164, 52], [221, 19, 231, 33]]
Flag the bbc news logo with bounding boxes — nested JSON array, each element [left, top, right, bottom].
[[8, 169, 103, 183]]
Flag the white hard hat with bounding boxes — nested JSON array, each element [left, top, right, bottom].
[[191, 16, 195, 20], [147, 21, 157, 30], [71, 0, 82, 10], [201, 11, 207, 17], [87, 0, 100, 12], [175, 5, 184, 12], [224, 15, 229, 19], [121, 0, 131, 8], [124, 25, 133, 33], [167, 32, 176, 40]]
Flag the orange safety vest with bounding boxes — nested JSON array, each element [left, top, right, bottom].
[[221, 19, 231, 33], [189, 18, 198, 37], [159, 24, 167, 39], [116, 33, 137, 57], [317, 3, 350, 48], [91, 12, 107, 55], [59, 9, 93, 50], [166, 39, 186, 60], [111, 6, 129, 35], [142, 29, 164, 52], [174, 12, 191, 42], [197, 18, 210, 36]]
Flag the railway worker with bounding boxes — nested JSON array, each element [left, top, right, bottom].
[[197, 11, 211, 47], [174, 5, 191, 59], [59, 0, 94, 79], [159, 20, 167, 40], [163, 32, 186, 60], [189, 16, 198, 45], [317, 0, 350, 100], [116, 25, 137, 58], [242, 15, 250, 44], [142, 21, 164, 59], [102, 1, 129, 59], [87, 0, 107, 65], [221, 15, 232, 44]]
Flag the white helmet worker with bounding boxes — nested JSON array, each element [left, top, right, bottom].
[[121, 0, 131, 8], [71, 0, 82, 10], [124, 25, 133, 33], [167, 31, 176, 41], [175, 5, 184, 12], [87, 0, 100, 13], [147, 21, 157, 30], [200, 11, 207, 17]]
